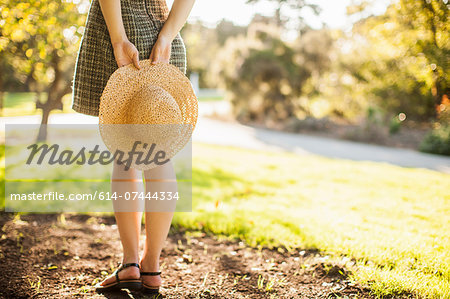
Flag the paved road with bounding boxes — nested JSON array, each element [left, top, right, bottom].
[[1, 103, 450, 173], [194, 117, 450, 173]]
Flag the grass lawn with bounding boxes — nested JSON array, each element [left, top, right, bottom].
[[1, 92, 42, 116], [196, 96, 224, 102], [1, 92, 223, 117], [1, 92, 74, 117], [1, 142, 449, 298], [177, 142, 449, 298]]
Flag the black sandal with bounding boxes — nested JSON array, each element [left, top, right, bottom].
[[95, 262, 142, 292], [140, 271, 161, 294]]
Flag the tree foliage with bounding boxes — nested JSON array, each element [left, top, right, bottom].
[[342, 0, 449, 121], [0, 0, 86, 137]]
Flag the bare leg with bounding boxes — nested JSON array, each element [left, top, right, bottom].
[[100, 160, 144, 285], [140, 160, 177, 287]]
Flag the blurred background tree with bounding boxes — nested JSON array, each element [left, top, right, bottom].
[[341, 0, 449, 122], [213, 20, 334, 124], [0, 0, 86, 139], [214, 22, 302, 123], [1, 0, 448, 153], [246, 0, 320, 29], [181, 19, 246, 89]]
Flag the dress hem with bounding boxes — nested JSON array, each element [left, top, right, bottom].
[[71, 103, 100, 117]]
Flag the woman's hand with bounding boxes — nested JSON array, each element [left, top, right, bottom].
[[148, 0, 195, 64], [112, 39, 141, 69], [149, 35, 172, 64]]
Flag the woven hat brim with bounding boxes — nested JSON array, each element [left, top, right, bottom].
[[99, 60, 198, 129], [98, 60, 198, 170]]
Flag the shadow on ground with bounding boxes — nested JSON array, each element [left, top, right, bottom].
[[0, 213, 388, 298]]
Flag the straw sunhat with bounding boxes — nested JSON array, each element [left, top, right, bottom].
[[98, 59, 198, 170]]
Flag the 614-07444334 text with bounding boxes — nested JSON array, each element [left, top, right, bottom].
[[9, 191, 180, 201]]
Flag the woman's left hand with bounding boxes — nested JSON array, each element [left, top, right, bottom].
[[149, 35, 172, 64]]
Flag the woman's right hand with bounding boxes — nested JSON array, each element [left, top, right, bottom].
[[112, 39, 141, 69]]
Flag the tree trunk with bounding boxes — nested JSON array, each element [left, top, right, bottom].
[[36, 51, 69, 142], [0, 86, 3, 117], [37, 108, 50, 141], [275, 6, 282, 28]]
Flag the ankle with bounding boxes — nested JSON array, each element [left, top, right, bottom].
[[140, 257, 160, 272], [122, 256, 139, 265]]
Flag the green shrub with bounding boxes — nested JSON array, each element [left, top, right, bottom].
[[419, 125, 450, 156], [213, 25, 334, 123], [389, 118, 401, 135]]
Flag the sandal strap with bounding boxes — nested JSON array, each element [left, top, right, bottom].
[[114, 263, 140, 283], [122, 262, 140, 269], [113, 268, 121, 283], [140, 271, 161, 276]]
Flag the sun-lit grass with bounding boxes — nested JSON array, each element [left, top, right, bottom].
[[0, 141, 449, 297], [1, 92, 222, 117], [1, 92, 75, 117], [1, 92, 41, 116], [171, 142, 449, 298], [197, 96, 223, 102]]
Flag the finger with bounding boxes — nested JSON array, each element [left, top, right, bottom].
[[165, 47, 172, 63], [151, 49, 159, 64], [132, 51, 140, 69], [149, 49, 154, 63], [163, 49, 171, 64], [160, 52, 169, 64], [115, 57, 123, 68]]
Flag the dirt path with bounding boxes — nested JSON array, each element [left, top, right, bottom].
[[0, 213, 374, 298]]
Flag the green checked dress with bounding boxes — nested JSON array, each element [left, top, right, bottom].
[[71, 0, 187, 117]]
